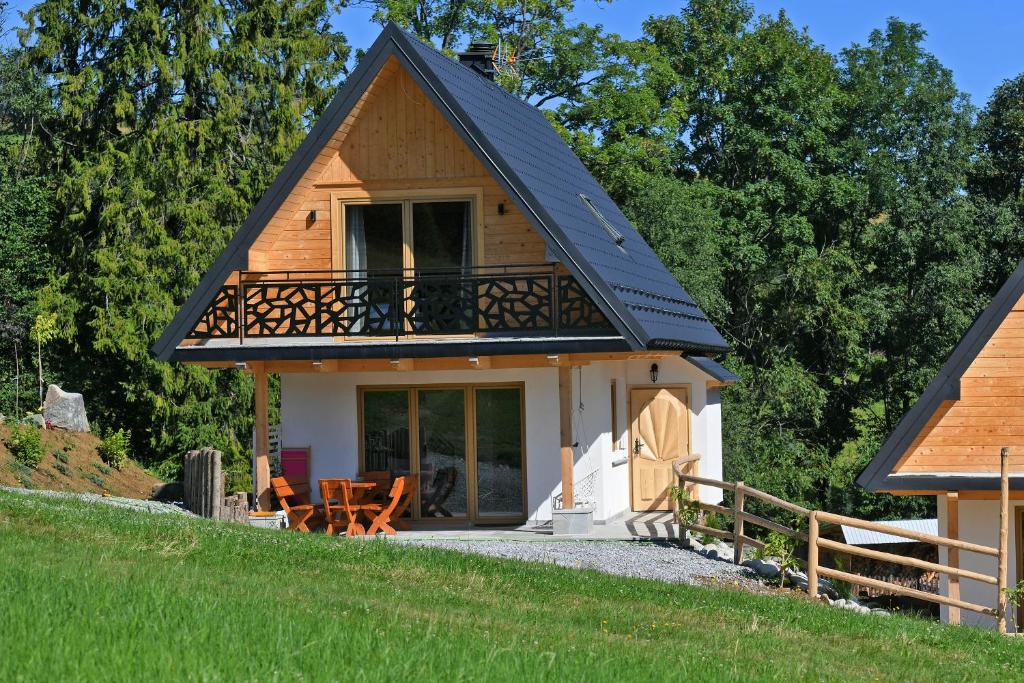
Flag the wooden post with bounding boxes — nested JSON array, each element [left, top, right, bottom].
[[807, 511, 819, 599], [947, 492, 961, 625], [253, 363, 272, 512], [558, 364, 574, 509], [733, 482, 745, 564], [998, 447, 1010, 634]]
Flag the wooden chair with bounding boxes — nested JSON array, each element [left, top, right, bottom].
[[270, 476, 324, 532], [365, 475, 416, 536], [391, 473, 417, 530], [320, 478, 366, 537]]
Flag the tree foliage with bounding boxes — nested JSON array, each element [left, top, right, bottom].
[[4, 0, 1024, 521], [17, 0, 348, 470]]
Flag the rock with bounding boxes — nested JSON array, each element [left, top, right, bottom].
[[152, 482, 184, 501], [43, 384, 90, 432], [703, 548, 719, 561], [23, 414, 45, 428], [871, 609, 890, 617], [741, 558, 781, 580]]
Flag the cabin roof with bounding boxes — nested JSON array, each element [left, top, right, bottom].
[[151, 23, 727, 361], [683, 355, 740, 384], [857, 260, 1024, 492]]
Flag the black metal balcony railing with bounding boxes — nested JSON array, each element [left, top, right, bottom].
[[186, 265, 615, 341]]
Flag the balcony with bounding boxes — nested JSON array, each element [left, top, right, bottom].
[[186, 265, 615, 342]]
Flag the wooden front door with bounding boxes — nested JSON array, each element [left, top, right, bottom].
[[629, 387, 690, 512]]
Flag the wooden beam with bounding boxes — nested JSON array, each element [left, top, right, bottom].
[[998, 447, 1010, 634], [558, 364, 574, 509], [947, 492, 961, 625], [253, 363, 272, 511]]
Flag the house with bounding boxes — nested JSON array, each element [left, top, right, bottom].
[[858, 261, 1024, 629], [153, 24, 735, 529]]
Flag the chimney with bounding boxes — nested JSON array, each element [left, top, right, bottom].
[[457, 42, 497, 80]]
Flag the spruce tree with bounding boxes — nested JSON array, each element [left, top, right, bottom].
[[20, 0, 348, 476]]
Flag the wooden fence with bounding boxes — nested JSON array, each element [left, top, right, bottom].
[[672, 448, 1012, 633]]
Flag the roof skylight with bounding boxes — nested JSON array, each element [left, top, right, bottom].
[[579, 194, 626, 248]]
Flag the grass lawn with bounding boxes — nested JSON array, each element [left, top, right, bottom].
[[1, 492, 1022, 682]]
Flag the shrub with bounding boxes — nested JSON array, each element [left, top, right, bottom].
[[53, 462, 70, 477], [97, 429, 130, 470], [83, 472, 105, 489], [4, 424, 44, 469], [94, 463, 112, 476], [52, 449, 69, 464], [8, 461, 34, 488]]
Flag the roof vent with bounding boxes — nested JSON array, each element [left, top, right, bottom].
[[458, 42, 497, 81], [579, 194, 626, 248]]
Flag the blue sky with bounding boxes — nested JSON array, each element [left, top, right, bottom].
[[4, 1, 1022, 107]]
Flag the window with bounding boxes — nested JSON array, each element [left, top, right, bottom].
[[343, 198, 473, 273], [610, 380, 620, 450], [359, 384, 525, 522]]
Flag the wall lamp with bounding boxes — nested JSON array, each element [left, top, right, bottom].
[[650, 363, 659, 384]]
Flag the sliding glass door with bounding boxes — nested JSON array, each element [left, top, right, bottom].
[[417, 389, 468, 518], [359, 384, 525, 523], [474, 388, 524, 519]]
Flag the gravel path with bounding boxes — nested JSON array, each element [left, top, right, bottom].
[[0, 486, 192, 515], [403, 538, 763, 589]]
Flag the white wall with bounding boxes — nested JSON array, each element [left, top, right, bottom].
[[278, 354, 725, 523], [937, 495, 1022, 631]]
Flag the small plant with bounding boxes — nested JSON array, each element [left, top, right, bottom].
[[1004, 579, 1024, 630], [669, 485, 700, 527], [700, 512, 726, 545], [83, 472, 105, 489], [53, 462, 70, 477], [94, 462, 113, 476], [52, 449, 69, 464], [755, 531, 800, 587], [8, 461, 34, 488], [97, 428, 130, 470], [4, 424, 44, 469], [831, 555, 855, 600]]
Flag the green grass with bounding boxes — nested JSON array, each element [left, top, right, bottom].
[[1, 492, 1022, 682]]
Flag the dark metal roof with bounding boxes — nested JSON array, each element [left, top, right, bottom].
[[857, 260, 1024, 492], [683, 355, 740, 384], [152, 24, 727, 361]]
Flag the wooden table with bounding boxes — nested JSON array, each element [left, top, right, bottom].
[[320, 479, 378, 536]]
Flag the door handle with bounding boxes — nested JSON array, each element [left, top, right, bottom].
[[633, 438, 643, 456]]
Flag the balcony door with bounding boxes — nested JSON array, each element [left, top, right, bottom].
[[341, 196, 475, 334], [360, 384, 526, 524]]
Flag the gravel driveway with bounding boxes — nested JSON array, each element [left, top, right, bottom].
[[403, 538, 763, 588]]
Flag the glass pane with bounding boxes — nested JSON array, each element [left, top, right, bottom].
[[418, 389, 468, 518], [475, 388, 524, 517], [362, 390, 410, 475], [347, 203, 404, 273], [346, 203, 403, 333], [412, 201, 472, 271]]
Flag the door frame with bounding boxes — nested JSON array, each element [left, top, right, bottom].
[[356, 381, 527, 524], [627, 384, 692, 513]]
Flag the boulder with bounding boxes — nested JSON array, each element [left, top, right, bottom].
[[23, 414, 45, 428], [43, 384, 90, 432], [742, 558, 781, 580]]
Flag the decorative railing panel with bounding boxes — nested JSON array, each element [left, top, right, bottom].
[[185, 266, 614, 341]]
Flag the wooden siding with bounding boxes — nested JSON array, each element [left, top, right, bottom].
[[246, 56, 547, 273], [894, 293, 1024, 473]]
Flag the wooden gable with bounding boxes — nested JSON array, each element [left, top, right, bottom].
[[244, 56, 547, 274], [893, 292, 1024, 475]]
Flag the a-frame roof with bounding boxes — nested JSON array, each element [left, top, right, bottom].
[[152, 24, 728, 361], [857, 260, 1024, 492]]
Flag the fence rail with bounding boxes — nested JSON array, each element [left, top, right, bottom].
[[672, 448, 1013, 633]]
